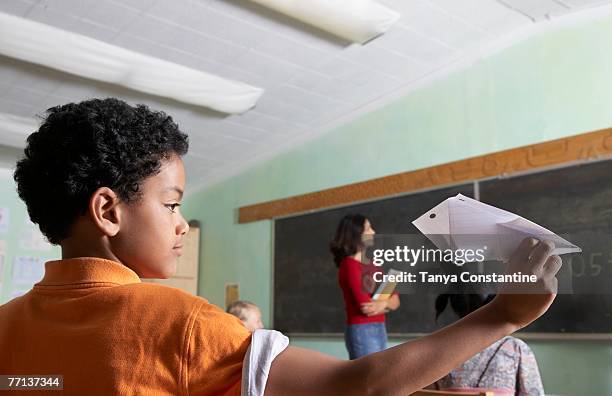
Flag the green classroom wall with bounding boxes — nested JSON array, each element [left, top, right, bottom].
[[182, 13, 612, 396], [0, 169, 61, 304]]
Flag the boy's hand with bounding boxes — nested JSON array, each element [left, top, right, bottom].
[[487, 237, 562, 330], [361, 300, 387, 316]]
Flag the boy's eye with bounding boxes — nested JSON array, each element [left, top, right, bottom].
[[165, 203, 181, 213]]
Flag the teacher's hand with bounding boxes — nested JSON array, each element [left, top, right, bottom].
[[361, 300, 388, 316]]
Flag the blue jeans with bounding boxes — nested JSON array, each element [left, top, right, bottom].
[[345, 322, 387, 360]]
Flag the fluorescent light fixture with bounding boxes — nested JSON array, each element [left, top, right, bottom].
[[249, 0, 400, 43], [0, 113, 38, 149], [0, 12, 263, 114]]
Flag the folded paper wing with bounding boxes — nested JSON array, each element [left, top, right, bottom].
[[412, 194, 581, 262]]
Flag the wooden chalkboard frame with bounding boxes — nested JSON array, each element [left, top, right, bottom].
[[240, 127, 612, 223]]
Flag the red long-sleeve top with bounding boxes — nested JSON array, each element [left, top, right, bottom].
[[338, 256, 385, 325]]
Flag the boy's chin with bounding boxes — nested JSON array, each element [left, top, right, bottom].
[[141, 261, 178, 279], [157, 262, 178, 279]]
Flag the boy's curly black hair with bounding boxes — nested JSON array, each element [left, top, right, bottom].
[[13, 98, 189, 245]]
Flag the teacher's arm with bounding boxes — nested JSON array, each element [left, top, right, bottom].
[[361, 294, 399, 316], [386, 294, 400, 311], [345, 259, 373, 305]]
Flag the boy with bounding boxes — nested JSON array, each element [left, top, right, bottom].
[[227, 301, 265, 333], [0, 98, 561, 395]]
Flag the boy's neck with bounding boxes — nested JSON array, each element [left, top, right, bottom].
[[61, 244, 121, 263], [61, 235, 122, 264]]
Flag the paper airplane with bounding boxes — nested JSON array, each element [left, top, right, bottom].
[[412, 194, 581, 263]]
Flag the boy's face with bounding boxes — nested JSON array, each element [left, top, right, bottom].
[[111, 155, 189, 278], [242, 307, 264, 333]]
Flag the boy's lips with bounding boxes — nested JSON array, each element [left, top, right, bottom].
[[173, 244, 183, 255]]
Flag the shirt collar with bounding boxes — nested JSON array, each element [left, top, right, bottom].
[[37, 257, 141, 286]]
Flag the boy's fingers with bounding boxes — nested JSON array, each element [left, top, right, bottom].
[[509, 237, 539, 266], [528, 240, 555, 272], [543, 274, 559, 294], [537, 256, 561, 295], [543, 255, 562, 278]]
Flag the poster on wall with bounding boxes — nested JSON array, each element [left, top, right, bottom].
[[12, 256, 45, 284], [19, 220, 52, 251], [0, 207, 9, 233]]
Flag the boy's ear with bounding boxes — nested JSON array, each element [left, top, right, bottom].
[[89, 187, 122, 237]]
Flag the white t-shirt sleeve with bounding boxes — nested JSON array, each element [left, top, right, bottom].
[[241, 329, 289, 396]]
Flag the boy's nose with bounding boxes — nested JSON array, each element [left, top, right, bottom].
[[177, 216, 190, 236]]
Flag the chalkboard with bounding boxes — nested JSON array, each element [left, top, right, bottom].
[[273, 159, 612, 336], [274, 183, 474, 334], [479, 159, 612, 333]]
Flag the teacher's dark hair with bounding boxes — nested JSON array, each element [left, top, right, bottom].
[[330, 214, 367, 267], [435, 293, 495, 322]]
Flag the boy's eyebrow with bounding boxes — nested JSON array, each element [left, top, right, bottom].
[[164, 186, 184, 199]]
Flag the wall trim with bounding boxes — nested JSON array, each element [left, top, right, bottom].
[[239, 127, 612, 223]]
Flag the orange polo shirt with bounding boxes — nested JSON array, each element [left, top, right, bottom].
[[0, 257, 251, 395]]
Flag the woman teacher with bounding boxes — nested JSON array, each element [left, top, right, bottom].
[[330, 214, 400, 359]]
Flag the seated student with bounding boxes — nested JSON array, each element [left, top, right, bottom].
[[227, 300, 264, 333], [433, 292, 545, 396], [0, 98, 561, 395]]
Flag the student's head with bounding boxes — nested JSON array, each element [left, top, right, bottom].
[[329, 214, 374, 267], [227, 300, 263, 332], [435, 293, 495, 321], [14, 98, 190, 278]]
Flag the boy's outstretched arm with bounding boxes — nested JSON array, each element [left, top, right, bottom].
[[264, 238, 561, 396]]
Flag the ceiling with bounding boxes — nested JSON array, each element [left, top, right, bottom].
[[1, 0, 611, 193]]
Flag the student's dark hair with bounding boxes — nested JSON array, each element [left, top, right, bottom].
[[435, 292, 495, 321], [13, 98, 189, 245], [330, 214, 368, 267]]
